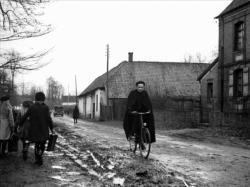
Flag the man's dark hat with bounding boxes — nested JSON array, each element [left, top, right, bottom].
[[0, 95, 10, 102]]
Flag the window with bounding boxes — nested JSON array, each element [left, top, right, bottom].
[[234, 22, 244, 51], [207, 82, 213, 103], [234, 69, 243, 97]]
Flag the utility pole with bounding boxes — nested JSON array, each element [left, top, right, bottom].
[[106, 44, 109, 106], [75, 75, 78, 105], [68, 84, 69, 103]]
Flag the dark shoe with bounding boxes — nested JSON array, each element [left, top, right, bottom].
[[140, 143, 146, 150], [0, 153, 7, 159], [22, 151, 28, 161], [34, 159, 43, 166], [35, 156, 43, 166]]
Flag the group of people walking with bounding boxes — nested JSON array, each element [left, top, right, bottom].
[[0, 92, 54, 166], [0, 81, 155, 166]]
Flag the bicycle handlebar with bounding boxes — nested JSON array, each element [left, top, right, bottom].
[[131, 111, 151, 115]]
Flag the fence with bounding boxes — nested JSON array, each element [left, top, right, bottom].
[[100, 96, 200, 129], [151, 96, 200, 129], [100, 104, 113, 121]]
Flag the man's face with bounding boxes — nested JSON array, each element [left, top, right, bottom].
[[136, 83, 145, 93]]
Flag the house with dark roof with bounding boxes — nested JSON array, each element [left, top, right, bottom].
[[78, 53, 209, 120], [198, 0, 250, 126]]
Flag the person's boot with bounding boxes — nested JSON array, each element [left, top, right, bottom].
[[35, 154, 43, 166], [22, 150, 28, 161], [1, 141, 7, 157], [140, 143, 146, 151]]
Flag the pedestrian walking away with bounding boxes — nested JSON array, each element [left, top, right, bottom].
[[0, 95, 15, 157], [73, 105, 79, 124], [16, 100, 33, 160], [19, 92, 54, 166]]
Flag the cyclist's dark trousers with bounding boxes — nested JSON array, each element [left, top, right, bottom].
[[0, 140, 7, 155], [34, 141, 46, 162], [132, 116, 141, 143]]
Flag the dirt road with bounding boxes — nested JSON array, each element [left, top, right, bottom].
[[1, 116, 249, 186], [54, 116, 250, 187]]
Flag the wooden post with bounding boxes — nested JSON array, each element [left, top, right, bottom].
[[75, 75, 78, 105], [106, 44, 109, 107]]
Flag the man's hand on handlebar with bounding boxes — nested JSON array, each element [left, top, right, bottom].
[[131, 111, 151, 114]]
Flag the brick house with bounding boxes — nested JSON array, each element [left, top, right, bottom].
[[78, 53, 209, 127], [199, 0, 250, 126]]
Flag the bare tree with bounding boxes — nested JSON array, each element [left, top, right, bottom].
[[18, 81, 27, 95], [195, 52, 206, 63], [184, 54, 194, 63], [46, 76, 64, 107], [0, 49, 50, 70], [0, 0, 52, 42], [183, 52, 207, 63], [0, 69, 11, 96], [0, 49, 50, 97], [29, 84, 43, 98]]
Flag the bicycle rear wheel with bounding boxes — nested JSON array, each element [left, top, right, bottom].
[[140, 128, 151, 159]]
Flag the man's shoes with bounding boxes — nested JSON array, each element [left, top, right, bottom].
[[22, 151, 28, 161], [34, 156, 43, 166], [140, 143, 146, 151], [34, 159, 43, 166]]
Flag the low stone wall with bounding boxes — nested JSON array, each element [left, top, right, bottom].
[[104, 96, 201, 130], [154, 109, 200, 129], [209, 111, 250, 138]]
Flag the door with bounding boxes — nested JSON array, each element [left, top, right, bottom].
[[92, 103, 95, 119]]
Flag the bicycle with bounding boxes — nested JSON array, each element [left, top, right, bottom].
[[128, 111, 151, 159]]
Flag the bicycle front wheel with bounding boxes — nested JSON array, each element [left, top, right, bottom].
[[140, 128, 151, 159]]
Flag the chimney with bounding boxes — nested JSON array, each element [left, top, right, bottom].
[[128, 52, 133, 62]]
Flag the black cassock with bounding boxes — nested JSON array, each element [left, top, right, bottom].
[[123, 90, 156, 143]]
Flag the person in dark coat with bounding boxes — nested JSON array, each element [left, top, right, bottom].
[[123, 81, 156, 144], [16, 100, 33, 160], [73, 105, 79, 124], [19, 92, 54, 166]]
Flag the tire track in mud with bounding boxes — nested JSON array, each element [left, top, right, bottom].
[[53, 121, 201, 187], [55, 126, 129, 186]]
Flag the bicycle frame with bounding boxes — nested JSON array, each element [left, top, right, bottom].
[[129, 111, 151, 159]]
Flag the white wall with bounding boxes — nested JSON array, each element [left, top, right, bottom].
[[78, 97, 84, 114], [86, 95, 92, 118], [78, 89, 106, 119], [100, 90, 106, 105]]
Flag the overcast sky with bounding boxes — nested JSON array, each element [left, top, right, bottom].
[[2, 0, 232, 95]]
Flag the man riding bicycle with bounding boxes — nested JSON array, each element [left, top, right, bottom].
[[123, 81, 156, 147]]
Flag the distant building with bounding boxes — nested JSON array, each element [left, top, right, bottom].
[[78, 53, 209, 122], [61, 95, 76, 103]]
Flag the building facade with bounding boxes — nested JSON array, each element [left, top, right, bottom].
[[199, 0, 250, 127]]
